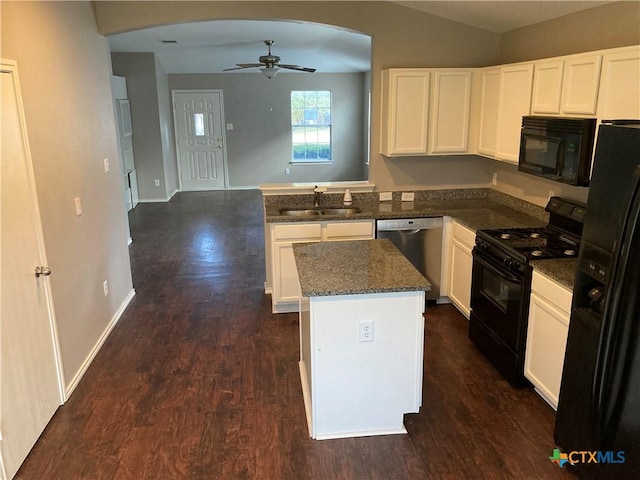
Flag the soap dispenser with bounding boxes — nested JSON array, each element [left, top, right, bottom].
[[343, 189, 352, 206]]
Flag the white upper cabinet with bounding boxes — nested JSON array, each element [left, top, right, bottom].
[[561, 54, 602, 115], [428, 70, 472, 154], [531, 54, 602, 116], [495, 63, 534, 163], [381, 68, 472, 156], [597, 45, 640, 120], [477, 68, 501, 157], [531, 60, 564, 115], [381, 69, 430, 156]]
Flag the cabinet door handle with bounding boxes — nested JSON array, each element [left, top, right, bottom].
[[35, 266, 52, 277]]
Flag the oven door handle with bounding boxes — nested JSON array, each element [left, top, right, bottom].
[[472, 251, 522, 283]]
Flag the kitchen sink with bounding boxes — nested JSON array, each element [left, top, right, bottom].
[[319, 207, 361, 216], [279, 206, 361, 217], [279, 209, 321, 216]]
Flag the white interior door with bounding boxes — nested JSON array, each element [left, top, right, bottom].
[[1, 61, 64, 480], [173, 90, 228, 191]]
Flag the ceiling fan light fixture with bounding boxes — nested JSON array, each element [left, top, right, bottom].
[[260, 66, 280, 79]]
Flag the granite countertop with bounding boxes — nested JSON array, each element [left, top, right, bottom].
[[267, 188, 578, 291], [264, 198, 547, 232], [531, 258, 578, 290], [292, 239, 431, 297]]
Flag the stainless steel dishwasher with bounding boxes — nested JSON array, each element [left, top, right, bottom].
[[376, 217, 443, 301]]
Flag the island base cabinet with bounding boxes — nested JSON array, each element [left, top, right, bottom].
[[299, 291, 425, 440]]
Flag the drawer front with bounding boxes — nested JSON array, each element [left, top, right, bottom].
[[452, 221, 476, 249], [531, 270, 572, 314], [273, 223, 322, 241], [325, 220, 374, 239]]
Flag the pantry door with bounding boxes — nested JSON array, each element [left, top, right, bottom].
[[173, 90, 229, 191], [1, 61, 64, 480]]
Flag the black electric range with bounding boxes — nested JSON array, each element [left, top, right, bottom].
[[469, 197, 585, 387]]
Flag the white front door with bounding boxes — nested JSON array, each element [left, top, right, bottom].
[[1, 61, 64, 480], [173, 90, 228, 191]]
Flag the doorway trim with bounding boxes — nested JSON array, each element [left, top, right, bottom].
[[171, 89, 230, 191]]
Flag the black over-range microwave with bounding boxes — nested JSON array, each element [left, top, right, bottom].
[[518, 116, 596, 186]]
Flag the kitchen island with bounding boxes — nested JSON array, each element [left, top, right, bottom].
[[293, 239, 430, 440]]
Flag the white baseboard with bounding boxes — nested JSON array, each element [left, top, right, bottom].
[[138, 198, 170, 203], [228, 185, 259, 190], [64, 288, 136, 399]]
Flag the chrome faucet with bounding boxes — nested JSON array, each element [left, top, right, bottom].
[[313, 185, 327, 207]]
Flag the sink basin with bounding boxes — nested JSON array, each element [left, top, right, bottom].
[[320, 207, 361, 216], [279, 209, 320, 216], [278, 206, 361, 217]]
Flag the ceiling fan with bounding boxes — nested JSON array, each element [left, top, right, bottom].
[[223, 40, 316, 79]]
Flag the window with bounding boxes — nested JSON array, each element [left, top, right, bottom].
[[291, 91, 331, 163], [193, 113, 205, 136]]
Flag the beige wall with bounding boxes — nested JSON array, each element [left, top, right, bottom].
[[499, 1, 640, 64], [94, 1, 502, 190], [1, 1, 134, 388], [155, 57, 180, 198], [169, 73, 367, 186]]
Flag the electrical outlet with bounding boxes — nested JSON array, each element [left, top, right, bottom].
[[103, 280, 109, 297], [154, 179, 161, 187], [379, 191, 392, 202], [401, 192, 415, 202], [74, 197, 82, 216], [103, 158, 110, 173], [359, 320, 374, 343], [285, 168, 290, 175], [492, 172, 497, 185]]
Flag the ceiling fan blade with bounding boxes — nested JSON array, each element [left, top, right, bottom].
[[222, 64, 262, 71], [277, 64, 316, 73]]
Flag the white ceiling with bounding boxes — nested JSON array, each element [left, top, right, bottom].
[[108, 20, 372, 74], [107, 1, 613, 74]]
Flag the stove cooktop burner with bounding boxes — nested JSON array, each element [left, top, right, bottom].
[[479, 226, 580, 261]]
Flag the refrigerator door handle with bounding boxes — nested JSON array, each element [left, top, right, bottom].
[[592, 165, 640, 439]]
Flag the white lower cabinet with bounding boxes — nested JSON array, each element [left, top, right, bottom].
[[525, 270, 572, 410], [270, 220, 374, 313], [447, 220, 475, 318]]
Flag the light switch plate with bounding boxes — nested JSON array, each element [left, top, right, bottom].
[[401, 192, 415, 202], [226, 123, 234, 130], [74, 197, 82, 216], [103, 158, 110, 173], [379, 191, 392, 202]]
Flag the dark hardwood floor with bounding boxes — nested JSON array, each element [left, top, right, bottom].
[[16, 190, 576, 479]]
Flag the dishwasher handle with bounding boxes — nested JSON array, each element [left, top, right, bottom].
[[376, 217, 443, 231]]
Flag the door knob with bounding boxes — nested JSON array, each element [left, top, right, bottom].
[[35, 266, 52, 278]]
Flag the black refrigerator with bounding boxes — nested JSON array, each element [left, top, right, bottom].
[[555, 121, 640, 479]]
